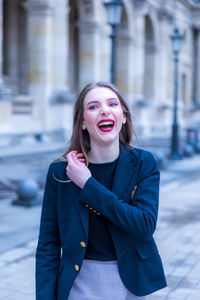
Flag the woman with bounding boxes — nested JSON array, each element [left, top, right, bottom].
[[36, 82, 167, 300]]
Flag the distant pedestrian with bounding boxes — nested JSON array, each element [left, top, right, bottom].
[[35, 82, 167, 300]]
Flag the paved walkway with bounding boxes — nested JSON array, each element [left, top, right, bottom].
[[0, 143, 200, 300], [149, 171, 200, 300]]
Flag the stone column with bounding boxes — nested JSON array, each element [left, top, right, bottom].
[[133, 12, 145, 102], [78, 20, 101, 90], [156, 12, 173, 106], [132, 12, 150, 137], [0, 0, 12, 132], [0, 0, 3, 86], [115, 33, 134, 105], [155, 10, 176, 136], [6, 0, 18, 90], [25, 0, 53, 130], [51, 0, 69, 95], [47, 0, 74, 135], [195, 28, 200, 104], [0, 0, 12, 101]]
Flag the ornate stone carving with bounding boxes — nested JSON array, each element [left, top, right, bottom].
[[24, 0, 53, 16], [134, 0, 147, 9], [157, 7, 174, 23], [82, 0, 94, 14], [77, 20, 100, 34]]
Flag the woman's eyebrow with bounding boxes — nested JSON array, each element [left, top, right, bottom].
[[107, 97, 119, 101], [86, 98, 119, 106], [87, 100, 99, 106]]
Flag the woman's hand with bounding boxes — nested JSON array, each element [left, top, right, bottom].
[[66, 151, 91, 189]]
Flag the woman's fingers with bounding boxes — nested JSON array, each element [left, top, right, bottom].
[[76, 153, 85, 163], [66, 151, 91, 188], [67, 151, 78, 165], [76, 153, 85, 158], [78, 159, 86, 163], [71, 152, 80, 165], [66, 153, 72, 163], [67, 151, 85, 165]]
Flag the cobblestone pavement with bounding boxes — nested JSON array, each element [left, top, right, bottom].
[[148, 172, 200, 300], [1, 168, 200, 300], [0, 146, 200, 300], [0, 241, 36, 300], [0, 150, 64, 254]]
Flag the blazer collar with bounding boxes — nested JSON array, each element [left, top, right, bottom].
[[112, 143, 136, 198]]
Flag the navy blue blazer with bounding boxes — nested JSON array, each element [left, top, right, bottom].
[[35, 143, 167, 300]]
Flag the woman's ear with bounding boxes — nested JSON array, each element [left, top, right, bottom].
[[122, 116, 126, 124], [82, 121, 87, 130], [122, 112, 126, 124]]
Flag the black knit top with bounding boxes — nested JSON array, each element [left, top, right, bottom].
[[84, 157, 119, 261]]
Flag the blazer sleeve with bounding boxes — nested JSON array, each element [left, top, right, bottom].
[[35, 163, 61, 300], [79, 152, 160, 242]]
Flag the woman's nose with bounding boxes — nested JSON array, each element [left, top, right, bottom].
[[100, 105, 110, 115]]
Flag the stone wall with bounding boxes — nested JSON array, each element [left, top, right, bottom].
[[0, 0, 200, 143]]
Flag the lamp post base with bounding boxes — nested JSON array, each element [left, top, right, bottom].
[[168, 152, 183, 160], [169, 123, 182, 160]]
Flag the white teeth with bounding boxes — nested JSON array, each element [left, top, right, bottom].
[[98, 121, 114, 127]]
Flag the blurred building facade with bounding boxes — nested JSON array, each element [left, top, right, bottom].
[[0, 0, 200, 145]]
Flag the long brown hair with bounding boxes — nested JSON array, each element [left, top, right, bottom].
[[61, 82, 136, 165]]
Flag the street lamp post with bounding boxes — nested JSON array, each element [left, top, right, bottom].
[[169, 27, 184, 160], [104, 0, 123, 84]]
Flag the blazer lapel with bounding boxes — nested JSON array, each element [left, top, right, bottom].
[[112, 144, 137, 199], [68, 183, 89, 237]]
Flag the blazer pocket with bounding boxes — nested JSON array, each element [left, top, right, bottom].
[[136, 241, 159, 260]]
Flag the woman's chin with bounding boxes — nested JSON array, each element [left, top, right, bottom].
[[96, 135, 119, 145]]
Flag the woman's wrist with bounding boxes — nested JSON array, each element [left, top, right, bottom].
[[80, 175, 92, 189]]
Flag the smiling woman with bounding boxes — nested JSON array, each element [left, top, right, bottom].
[[62, 82, 135, 166], [81, 86, 127, 156], [35, 82, 167, 300]]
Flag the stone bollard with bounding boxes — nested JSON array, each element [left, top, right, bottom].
[[183, 144, 195, 158], [154, 151, 167, 170], [12, 179, 41, 207]]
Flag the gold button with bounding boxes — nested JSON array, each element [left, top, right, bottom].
[[97, 212, 101, 215], [80, 241, 86, 248], [85, 204, 89, 207], [75, 264, 79, 271], [89, 207, 93, 210], [93, 210, 96, 213]]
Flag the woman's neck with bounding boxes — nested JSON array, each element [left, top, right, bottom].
[[88, 141, 120, 163]]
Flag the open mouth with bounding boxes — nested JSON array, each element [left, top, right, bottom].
[[97, 119, 115, 132]]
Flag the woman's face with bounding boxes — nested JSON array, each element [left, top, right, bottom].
[[82, 87, 126, 146]]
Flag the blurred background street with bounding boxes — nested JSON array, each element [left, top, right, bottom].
[[1, 0, 200, 299]]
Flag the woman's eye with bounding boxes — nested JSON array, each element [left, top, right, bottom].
[[88, 105, 98, 110], [109, 102, 118, 107]]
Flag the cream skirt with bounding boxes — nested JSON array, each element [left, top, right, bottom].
[[68, 259, 148, 300]]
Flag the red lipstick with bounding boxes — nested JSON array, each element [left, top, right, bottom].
[[97, 119, 115, 132]]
